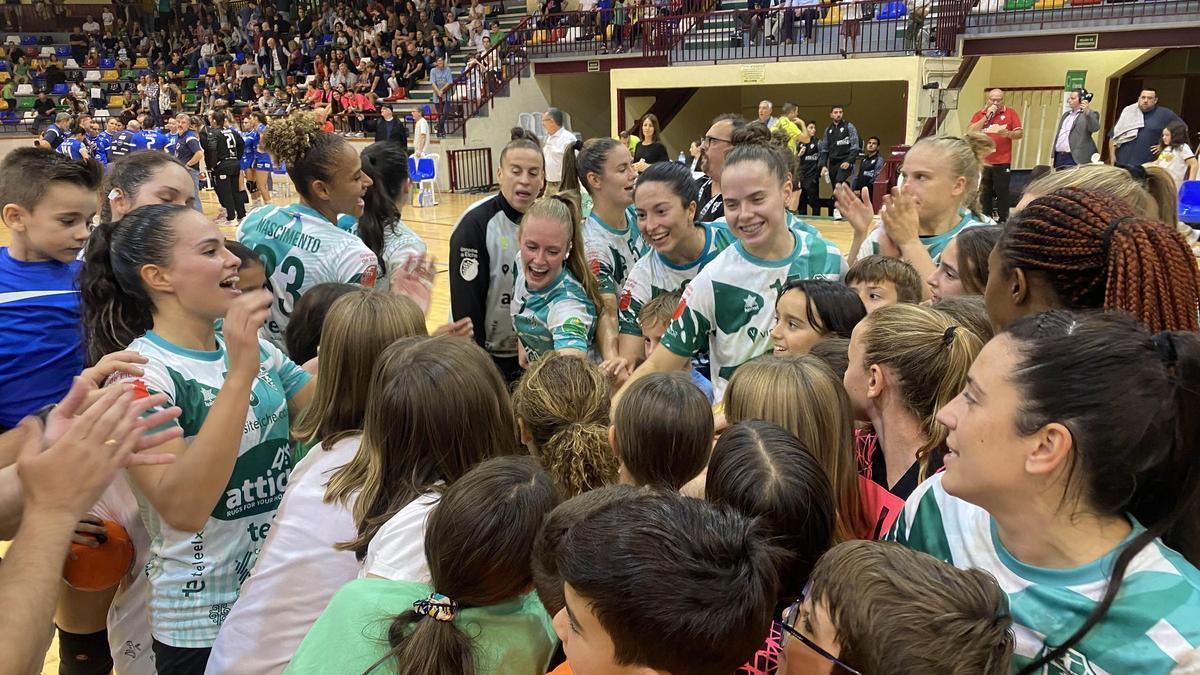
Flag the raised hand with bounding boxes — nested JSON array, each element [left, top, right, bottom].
[[223, 289, 273, 382], [390, 253, 437, 315], [834, 183, 875, 238], [880, 184, 921, 249]]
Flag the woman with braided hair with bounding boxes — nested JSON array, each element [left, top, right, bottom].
[[985, 187, 1199, 333]]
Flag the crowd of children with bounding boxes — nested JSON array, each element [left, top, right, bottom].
[[1, 103, 1199, 675]]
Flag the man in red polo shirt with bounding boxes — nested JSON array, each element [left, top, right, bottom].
[[967, 88, 1023, 222]]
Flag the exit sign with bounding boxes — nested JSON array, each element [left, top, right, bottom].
[[1074, 33, 1098, 50]]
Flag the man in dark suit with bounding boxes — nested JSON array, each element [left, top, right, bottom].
[[375, 105, 408, 150], [1051, 89, 1100, 169]]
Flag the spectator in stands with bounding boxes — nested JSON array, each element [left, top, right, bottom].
[[633, 114, 669, 171], [82, 14, 101, 34], [968, 88, 1022, 221], [42, 57, 65, 93], [1110, 88, 1183, 167], [261, 36, 290, 90], [1, 80, 14, 115], [237, 56, 261, 102], [31, 91, 57, 135], [429, 56, 454, 136], [1051, 88, 1099, 170], [375, 105, 408, 147]]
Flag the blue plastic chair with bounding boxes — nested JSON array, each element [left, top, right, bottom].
[[236, 52, 245, 62], [0, 61, 9, 71], [877, 1, 907, 18], [1179, 180, 1200, 226], [51, 83, 67, 95], [20, 35, 36, 46], [99, 57, 115, 69], [55, 46, 69, 57]]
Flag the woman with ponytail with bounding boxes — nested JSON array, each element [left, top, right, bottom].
[[836, 133, 995, 292], [986, 187, 1199, 333], [893, 311, 1200, 673], [561, 136, 644, 362], [511, 193, 604, 364], [99, 151, 197, 224], [357, 141, 428, 287], [79, 204, 314, 671], [512, 352, 617, 497], [236, 112, 380, 353], [289, 455, 561, 674], [843, 303, 982, 501]]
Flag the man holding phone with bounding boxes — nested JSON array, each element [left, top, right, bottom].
[[967, 88, 1022, 222], [1051, 88, 1099, 169]]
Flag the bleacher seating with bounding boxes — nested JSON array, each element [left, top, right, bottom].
[[99, 57, 114, 69], [50, 83, 66, 95]]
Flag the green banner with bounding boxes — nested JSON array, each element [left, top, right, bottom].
[[1065, 70, 1087, 90]]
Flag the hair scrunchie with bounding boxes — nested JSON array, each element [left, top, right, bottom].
[[412, 593, 458, 622]]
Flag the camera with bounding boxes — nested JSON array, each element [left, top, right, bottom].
[[1080, 88, 1094, 103]]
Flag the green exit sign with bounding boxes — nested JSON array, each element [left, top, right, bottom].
[[1075, 33, 1099, 50]]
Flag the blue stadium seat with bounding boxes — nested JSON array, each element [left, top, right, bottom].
[[55, 46, 69, 57], [20, 35, 37, 46], [877, 1, 907, 18], [99, 57, 115, 69], [51, 83, 67, 95], [1179, 181, 1200, 226]]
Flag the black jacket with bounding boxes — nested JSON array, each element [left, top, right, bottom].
[[375, 116, 408, 147], [819, 121, 860, 170]]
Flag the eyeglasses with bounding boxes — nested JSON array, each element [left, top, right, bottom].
[[700, 135, 731, 147], [779, 596, 864, 675]]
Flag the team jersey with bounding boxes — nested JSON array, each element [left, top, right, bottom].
[[0, 248, 83, 429], [41, 123, 65, 150], [449, 193, 522, 359], [109, 130, 151, 160], [583, 204, 647, 296], [379, 217, 429, 287], [254, 123, 273, 170], [512, 266, 597, 361], [857, 208, 987, 261], [120, 330, 310, 648], [617, 221, 735, 337], [94, 131, 113, 165], [660, 225, 846, 401], [891, 474, 1200, 674], [237, 203, 380, 353], [147, 128, 170, 152], [240, 127, 260, 171], [57, 137, 87, 160], [164, 132, 179, 157]]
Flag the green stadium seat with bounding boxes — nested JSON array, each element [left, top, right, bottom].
[[185, 79, 198, 91], [183, 93, 196, 106], [18, 97, 34, 110]]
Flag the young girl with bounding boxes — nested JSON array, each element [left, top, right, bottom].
[[288, 456, 561, 674], [770, 279, 865, 356], [206, 290, 425, 674], [893, 311, 1200, 674], [837, 133, 994, 288], [511, 194, 603, 364], [358, 140, 428, 287], [99, 151, 198, 224], [725, 355, 904, 542], [512, 352, 616, 497], [986, 188, 1199, 333], [560, 137, 643, 362], [236, 112, 379, 353], [925, 225, 999, 304], [450, 135, 544, 381], [611, 371, 713, 491], [626, 130, 846, 401], [79, 204, 315, 672], [844, 303, 980, 501], [1152, 120, 1196, 189], [344, 336, 521, 580], [611, 161, 735, 376]]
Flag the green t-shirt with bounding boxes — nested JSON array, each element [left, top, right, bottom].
[[287, 579, 558, 674], [891, 474, 1200, 674]]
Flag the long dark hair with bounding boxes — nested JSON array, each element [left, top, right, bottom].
[[779, 279, 866, 339], [1007, 311, 1200, 673], [98, 150, 189, 221], [365, 455, 561, 675], [358, 141, 410, 277], [80, 204, 191, 366]]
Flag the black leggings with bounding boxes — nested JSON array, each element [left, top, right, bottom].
[[212, 162, 246, 221], [152, 639, 211, 675]]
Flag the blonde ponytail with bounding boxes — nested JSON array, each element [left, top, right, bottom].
[[911, 133, 995, 214]]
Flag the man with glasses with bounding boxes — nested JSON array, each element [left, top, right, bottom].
[[695, 113, 746, 223]]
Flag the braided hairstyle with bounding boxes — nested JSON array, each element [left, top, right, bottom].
[[996, 187, 1199, 332]]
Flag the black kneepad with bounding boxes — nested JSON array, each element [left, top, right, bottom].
[[57, 627, 114, 675]]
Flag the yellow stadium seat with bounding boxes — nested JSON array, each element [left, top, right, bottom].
[[108, 95, 124, 108], [819, 6, 842, 23], [102, 69, 119, 81], [134, 56, 148, 68], [0, 100, 8, 111], [1033, 0, 1067, 7], [0, 72, 9, 83]]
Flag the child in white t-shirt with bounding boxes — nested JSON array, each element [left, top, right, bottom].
[[1151, 121, 1197, 190]]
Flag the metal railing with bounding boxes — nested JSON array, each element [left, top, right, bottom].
[[964, 0, 1200, 33], [448, 146, 497, 192], [435, 18, 535, 139], [508, 3, 713, 59]]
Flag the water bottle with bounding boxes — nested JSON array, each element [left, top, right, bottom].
[[677, 151, 686, 164]]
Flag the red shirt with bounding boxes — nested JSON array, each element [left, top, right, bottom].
[[969, 105, 1022, 165]]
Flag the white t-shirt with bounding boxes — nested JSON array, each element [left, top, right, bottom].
[[414, 117, 431, 156], [359, 490, 442, 581], [543, 127, 578, 183], [91, 479, 156, 675], [82, 20, 100, 33], [1153, 143, 1196, 190], [102, 10, 114, 26], [206, 437, 363, 675]]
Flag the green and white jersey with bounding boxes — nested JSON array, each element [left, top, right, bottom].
[[237, 203, 380, 354], [617, 221, 736, 337], [857, 208, 988, 262], [660, 227, 847, 401], [584, 205, 648, 296], [124, 330, 311, 648], [891, 474, 1200, 674], [512, 267, 598, 362], [379, 217, 429, 287]]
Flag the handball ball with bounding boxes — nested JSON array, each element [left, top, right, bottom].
[[62, 520, 134, 592]]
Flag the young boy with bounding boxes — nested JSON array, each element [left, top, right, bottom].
[[639, 290, 713, 402], [0, 148, 103, 431], [782, 540, 1013, 675], [553, 490, 782, 675], [844, 254, 922, 314]]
